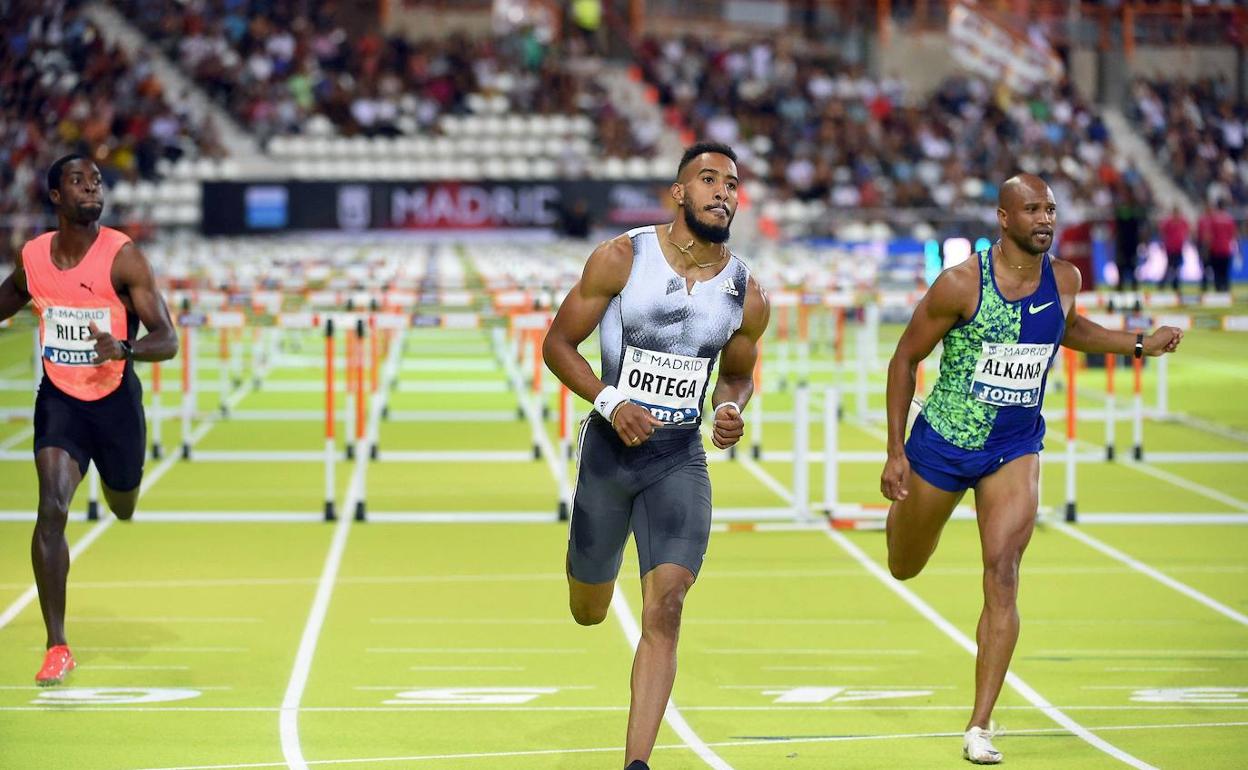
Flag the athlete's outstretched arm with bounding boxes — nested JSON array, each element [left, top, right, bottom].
[[1054, 261, 1183, 356], [881, 267, 972, 501], [544, 236, 662, 444], [0, 256, 31, 322], [92, 243, 178, 362], [709, 276, 769, 449]]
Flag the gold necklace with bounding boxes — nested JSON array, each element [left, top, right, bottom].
[[996, 243, 1038, 270], [667, 224, 724, 269]]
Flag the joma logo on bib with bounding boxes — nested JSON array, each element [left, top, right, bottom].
[[43, 306, 109, 366], [969, 342, 1053, 408], [619, 345, 710, 424]]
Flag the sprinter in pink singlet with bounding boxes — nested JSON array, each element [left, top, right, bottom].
[[0, 155, 178, 685]]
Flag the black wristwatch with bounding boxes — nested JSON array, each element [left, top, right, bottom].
[[1133, 333, 1144, 359], [119, 340, 134, 361]]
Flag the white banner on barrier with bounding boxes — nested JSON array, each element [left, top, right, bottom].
[[307, 291, 341, 308], [493, 290, 530, 309], [385, 291, 417, 308], [1144, 291, 1181, 309], [207, 311, 246, 329], [509, 312, 549, 331], [198, 291, 228, 310], [374, 313, 410, 330], [1223, 315, 1248, 332], [442, 313, 481, 329], [277, 312, 319, 329], [252, 291, 283, 314], [441, 291, 473, 307], [1202, 293, 1233, 308], [1153, 314, 1193, 331], [823, 291, 857, 308], [878, 290, 922, 309], [1085, 313, 1125, 330], [770, 291, 799, 308]]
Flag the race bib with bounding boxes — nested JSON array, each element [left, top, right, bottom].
[[969, 342, 1053, 408], [618, 345, 711, 424], [42, 306, 110, 366]]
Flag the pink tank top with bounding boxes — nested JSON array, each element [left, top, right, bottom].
[[23, 226, 132, 401]]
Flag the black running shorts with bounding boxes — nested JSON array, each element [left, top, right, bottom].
[[567, 416, 712, 584], [33, 370, 146, 492]]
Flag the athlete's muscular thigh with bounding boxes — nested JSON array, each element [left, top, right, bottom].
[[886, 470, 965, 580], [35, 447, 83, 518], [973, 454, 1039, 571]]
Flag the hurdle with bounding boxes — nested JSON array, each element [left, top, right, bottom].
[[150, 361, 164, 459], [1064, 347, 1077, 522], [823, 386, 839, 517], [1133, 352, 1144, 461], [1104, 353, 1115, 460], [750, 339, 764, 459], [324, 318, 336, 521], [792, 384, 810, 521], [557, 384, 574, 521]]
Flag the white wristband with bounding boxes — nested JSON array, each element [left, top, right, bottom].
[[714, 401, 742, 417], [594, 386, 628, 424]]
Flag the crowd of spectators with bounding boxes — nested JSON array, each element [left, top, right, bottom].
[[114, 0, 650, 158], [1132, 76, 1247, 207], [1, 0, 220, 232], [635, 35, 1142, 220]]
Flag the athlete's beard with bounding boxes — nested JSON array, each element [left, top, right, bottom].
[[1009, 228, 1049, 256], [78, 203, 103, 224], [683, 200, 731, 244], [68, 202, 103, 225]]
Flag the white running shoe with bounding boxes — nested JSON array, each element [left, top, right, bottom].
[[963, 724, 1002, 764]]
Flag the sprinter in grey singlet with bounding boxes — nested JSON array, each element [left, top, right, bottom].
[[544, 142, 769, 770]]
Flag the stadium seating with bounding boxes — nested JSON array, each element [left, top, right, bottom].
[[1131, 76, 1248, 206]]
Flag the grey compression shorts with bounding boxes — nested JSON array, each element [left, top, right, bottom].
[[567, 416, 712, 584]]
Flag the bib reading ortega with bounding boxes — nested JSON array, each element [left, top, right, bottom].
[[23, 227, 135, 401], [922, 247, 1066, 451], [598, 226, 750, 427]]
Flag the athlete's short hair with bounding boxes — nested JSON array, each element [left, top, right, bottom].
[[676, 142, 738, 180], [47, 153, 90, 195]]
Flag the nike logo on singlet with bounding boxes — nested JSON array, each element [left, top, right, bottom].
[[1028, 301, 1055, 315]]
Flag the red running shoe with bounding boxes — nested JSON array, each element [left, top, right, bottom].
[[35, 645, 76, 686]]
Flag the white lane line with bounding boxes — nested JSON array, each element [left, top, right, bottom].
[[824, 527, 1159, 769], [740, 445, 1160, 769], [122, 720, 1248, 770], [0, 425, 33, 451], [0, 518, 114, 631], [353, 685, 595, 691], [610, 583, 735, 770], [279, 430, 363, 770], [69, 617, 261, 624], [1105, 667, 1217, 672], [703, 648, 919, 656], [279, 511, 351, 770], [408, 666, 527, 672], [1055, 521, 1248, 627], [1120, 461, 1248, 512], [1035, 649, 1248, 657], [370, 618, 564, 625], [5, 704, 1248, 714], [86, 665, 191, 671], [30, 646, 248, 653], [0, 373, 249, 632], [366, 647, 586, 654], [498, 340, 567, 502], [762, 666, 880, 672]]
